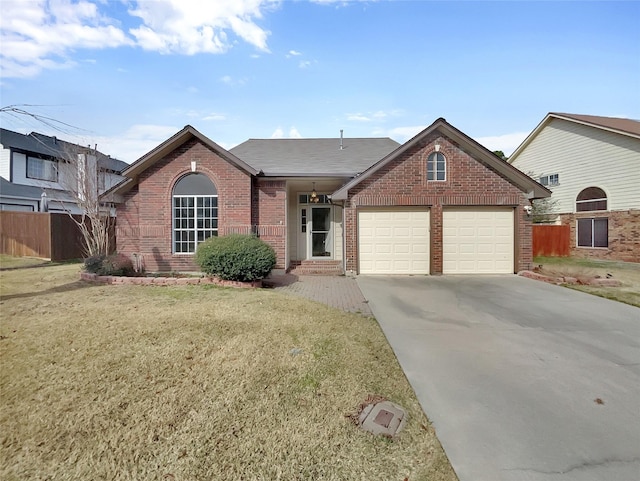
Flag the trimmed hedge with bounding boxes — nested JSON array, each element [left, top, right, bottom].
[[195, 234, 276, 282]]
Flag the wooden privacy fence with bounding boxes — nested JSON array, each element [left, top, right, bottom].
[[532, 224, 570, 257], [0, 211, 114, 261]]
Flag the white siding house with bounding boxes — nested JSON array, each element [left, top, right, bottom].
[[509, 113, 640, 262]]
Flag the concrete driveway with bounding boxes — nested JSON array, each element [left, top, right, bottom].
[[356, 275, 640, 481]]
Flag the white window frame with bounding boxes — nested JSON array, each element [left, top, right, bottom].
[[539, 174, 559, 186], [427, 152, 446, 181], [172, 194, 218, 254], [27, 156, 58, 182]]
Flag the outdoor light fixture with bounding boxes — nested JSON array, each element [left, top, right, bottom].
[[310, 182, 320, 203], [191, 160, 197, 172]]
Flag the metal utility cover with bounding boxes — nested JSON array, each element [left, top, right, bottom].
[[359, 401, 407, 437]]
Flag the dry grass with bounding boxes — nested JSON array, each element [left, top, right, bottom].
[[0, 260, 456, 481], [0, 254, 52, 270], [534, 256, 640, 307]]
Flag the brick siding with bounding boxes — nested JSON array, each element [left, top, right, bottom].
[[343, 133, 533, 274], [560, 209, 640, 262], [117, 138, 254, 272]]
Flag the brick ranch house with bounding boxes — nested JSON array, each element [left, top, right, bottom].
[[107, 118, 550, 275]]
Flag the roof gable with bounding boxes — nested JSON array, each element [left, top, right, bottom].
[[113, 125, 259, 196], [229, 137, 400, 176], [332, 118, 550, 200], [509, 113, 640, 162]]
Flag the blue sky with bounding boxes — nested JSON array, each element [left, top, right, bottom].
[[1, 0, 639, 163]]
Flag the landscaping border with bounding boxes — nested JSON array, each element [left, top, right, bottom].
[[518, 270, 620, 287], [80, 272, 262, 288]]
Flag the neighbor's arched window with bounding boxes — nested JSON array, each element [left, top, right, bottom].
[[427, 152, 446, 181], [172, 173, 218, 254], [576, 187, 607, 212]]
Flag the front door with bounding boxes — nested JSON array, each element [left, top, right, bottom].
[[310, 206, 332, 258]]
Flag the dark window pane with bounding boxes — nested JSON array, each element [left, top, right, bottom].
[[436, 171, 445, 181], [312, 207, 330, 231], [594, 218, 608, 247], [577, 219, 592, 247], [577, 187, 606, 201], [173, 173, 217, 195], [577, 199, 607, 212]]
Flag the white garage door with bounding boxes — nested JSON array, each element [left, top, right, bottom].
[[358, 208, 430, 274], [443, 207, 514, 274]]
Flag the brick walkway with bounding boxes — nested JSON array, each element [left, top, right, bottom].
[[265, 274, 373, 316]]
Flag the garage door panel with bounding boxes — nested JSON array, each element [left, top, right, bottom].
[[359, 208, 430, 274], [443, 208, 514, 274]]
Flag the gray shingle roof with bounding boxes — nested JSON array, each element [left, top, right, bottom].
[[230, 137, 400, 176], [0, 176, 77, 203], [0, 128, 128, 173], [0, 176, 44, 200]]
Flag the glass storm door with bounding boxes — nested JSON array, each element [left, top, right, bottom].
[[310, 206, 331, 257]]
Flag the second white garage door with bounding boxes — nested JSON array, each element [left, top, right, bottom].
[[359, 208, 430, 274], [443, 207, 514, 274]]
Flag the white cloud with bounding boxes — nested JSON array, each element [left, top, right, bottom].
[[347, 113, 372, 122], [287, 49, 302, 57], [289, 127, 302, 138], [87, 124, 181, 163], [128, 0, 276, 55], [270, 126, 301, 138], [347, 109, 403, 123], [202, 112, 226, 121], [1, 0, 279, 78], [220, 75, 247, 86], [299, 60, 312, 69], [474, 132, 529, 156], [0, 0, 132, 78]]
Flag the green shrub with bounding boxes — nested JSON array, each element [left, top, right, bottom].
[[84, 255, 105, 274], [84, 254, 135, 276], [195, 234, 276, 282]]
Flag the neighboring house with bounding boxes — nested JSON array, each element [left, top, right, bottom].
[[109, 118, 549, 274], [0, 128, 127, 214], [509, 113, 640, 262]]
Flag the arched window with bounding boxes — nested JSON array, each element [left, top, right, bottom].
[[172, 173, 218, 253], [576, 187, 607, 212], [427, 152, 446, 181]]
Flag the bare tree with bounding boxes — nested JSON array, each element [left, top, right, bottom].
[[2, 105, 114, 257], [63, 147, 115, 257]]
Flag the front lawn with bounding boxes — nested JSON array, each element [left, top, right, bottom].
[[0, 261, 456, 481], [534, 256, 640, 307]]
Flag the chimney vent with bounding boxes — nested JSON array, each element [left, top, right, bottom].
[[340, 129, 344, 150]]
